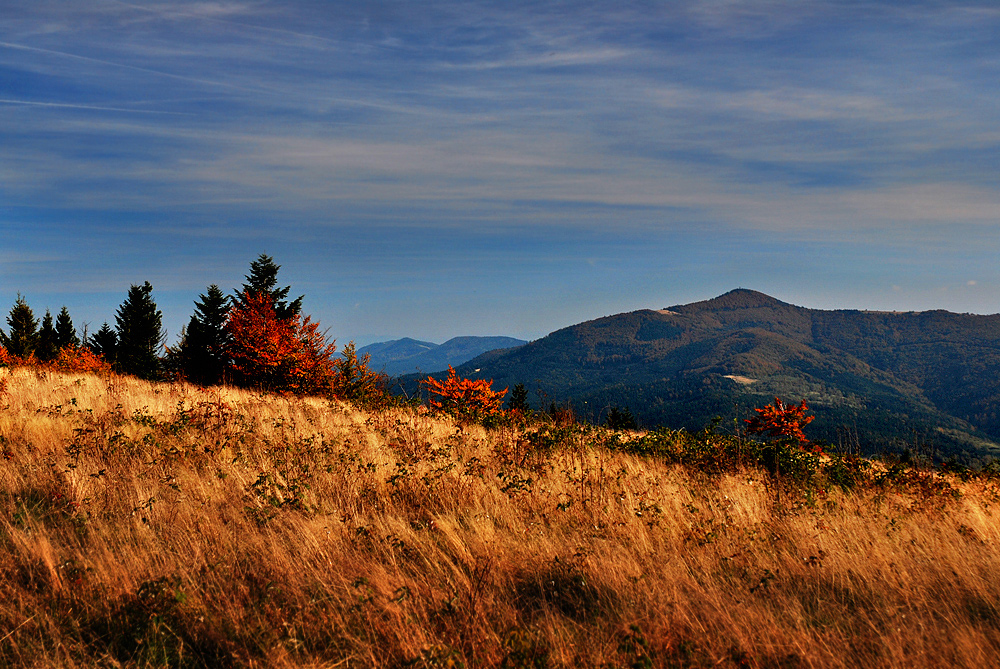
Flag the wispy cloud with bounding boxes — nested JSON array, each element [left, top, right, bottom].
[[0, 40, 272, 93], [0, 98, 193, 115], [443, 47, 632, 70], [106, 0, 347, 48]]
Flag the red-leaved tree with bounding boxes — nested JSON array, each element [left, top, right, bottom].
[[745, 397, 816, 450], [421, 365, 507, 422], [226, 291, 337, 395], [0, 346, 17, 367]]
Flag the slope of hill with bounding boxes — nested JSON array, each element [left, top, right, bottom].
[[443, 289, 1000, 461], [3, 368, 1000, 667], [360, 335, 526, 376]]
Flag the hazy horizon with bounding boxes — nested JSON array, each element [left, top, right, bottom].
[[4, 2, 1000, 346]]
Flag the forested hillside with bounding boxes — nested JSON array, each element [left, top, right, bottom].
[[439, 290, 1000, 463]]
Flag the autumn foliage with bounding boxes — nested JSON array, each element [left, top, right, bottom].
[[1, 257, 390, 403], [226, 291, 338, 395], [0, 345, 110, 374], [745, 397, 815, 449], [50, 346, 112, 374], [422, 365, 507, 421], [331, 341, 389, 403]]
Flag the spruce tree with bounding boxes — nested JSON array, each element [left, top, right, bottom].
[[90, 323, 117, 363], [114, 282, 164, 379], [605, 406, 637, 431], [55, 306, 80, 349], [235, 254, 303, 320], [1, 296, 39, 358], [507, 383, 530, 414], [36, 310, 59, 362], [176, 284, 231, 385]]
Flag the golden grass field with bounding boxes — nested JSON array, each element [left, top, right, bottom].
[[1, 366, 999, 667]]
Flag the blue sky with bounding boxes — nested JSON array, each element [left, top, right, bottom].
[[2, 1, 1000, 346]]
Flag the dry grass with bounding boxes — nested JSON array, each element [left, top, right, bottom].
[[1, 366, 999, 667]]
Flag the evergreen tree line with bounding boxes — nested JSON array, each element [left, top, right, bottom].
[[1, 280, 169, 380], [1, 255, 382, 400], [0, 300, 80, 362], [0, 281, 166, 379]]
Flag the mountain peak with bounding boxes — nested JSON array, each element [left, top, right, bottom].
[[668, 289, 791, 313]]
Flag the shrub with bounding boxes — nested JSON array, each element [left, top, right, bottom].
[[50, 346, 112, 374], [823, 453, 872, 491], [331, 341, 391, 405], [0, 344, 110, 374], [422, 366, 507, 422], [745, 397, 816, 451], [621, 421, 821, 482]]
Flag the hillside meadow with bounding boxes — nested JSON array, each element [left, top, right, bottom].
[[1, 367, 1000, 667]]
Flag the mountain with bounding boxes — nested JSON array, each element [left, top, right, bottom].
[[359, 336, 527, 376], [431, 289, 1000, 463], [358, 338, 438, 365]]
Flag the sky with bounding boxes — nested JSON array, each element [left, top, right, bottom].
[[2, 1, 1000, 346]]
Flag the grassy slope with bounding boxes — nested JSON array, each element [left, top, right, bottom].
[[2, 367, 1000, 668]]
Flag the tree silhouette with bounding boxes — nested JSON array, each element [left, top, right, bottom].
[[507, 383, 530, 414], [89, 322, 117, 363], [235, 254, 303, 320], [1, 295, 39, 359], [37, 310, 59, 362], [114, 282, 164, 379], [605, 406, 637, 430], [172, 285, 231, 385], [55, 306, 80, 349]]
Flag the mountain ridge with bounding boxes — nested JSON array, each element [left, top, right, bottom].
[[359, 335, 527, 376], [429, 291, 1000, 463]]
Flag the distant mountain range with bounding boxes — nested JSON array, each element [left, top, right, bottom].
[[413, 289, 1000, 463], [358, 336, 527, 377]]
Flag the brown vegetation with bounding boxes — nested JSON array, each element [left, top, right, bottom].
[[1, 367, 999, 667]]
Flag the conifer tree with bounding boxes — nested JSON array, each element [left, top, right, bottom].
[[235, 254, 303, 320], [605, 406, 637, 430], [36, 310, 59, 362], [89, 323, 117, 362], [175, 284, 231, 385], [1, 296, 39, 358], [55, 306, 80, 349], [333, 341, 386, 402], [507, 383, 530, 414], [114, 282, 164, 379]]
